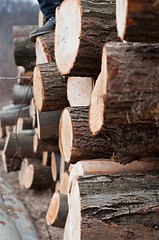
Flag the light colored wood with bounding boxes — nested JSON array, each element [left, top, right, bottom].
[[38, 10, 45, 27], [67, 77, 94, 106], [17, 67, 32, 85], [55, 0, 117, 77], [46, 192, 68, 228], [116, 0, 159, 42], [35, 33, 54, 64], [17, 117, 33, 132], [60, 172, 68, 195], [42, 151, 51, 166]]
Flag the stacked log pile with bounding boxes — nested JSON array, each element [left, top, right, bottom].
[[0, 0, 159, 239]]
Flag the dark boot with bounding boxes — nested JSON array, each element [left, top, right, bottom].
[[29, 16, 55, 42]]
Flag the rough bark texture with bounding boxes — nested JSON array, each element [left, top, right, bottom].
[[13, 25, 37, 71], [117, 0, 159, 42], [34, 63, 69, 112], [36, 33, 54, 64], [60, 107, 159, 164], [55, 0, 118, 78], [68, 173, 159, 240], [89, 42, 159, 134]]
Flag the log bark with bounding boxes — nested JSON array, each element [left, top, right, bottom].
[[67, 77, 94, 106], [0, 126, 6, 138], [55, 0, 118, 77], [37, 110, 62, 139], [68, 172, 159, 240], [4, 132, 41, 172], [0, 105, 29, 127], [0, 176, 39, 240], [0, 138, 6, 150], [33, 63, 69, 111], [19, 158, 54, 190], [116, 0, 159, 42], [33, 133, 59, 153], [35, 33, 54, 64], [13, 25, 37, 71], [13, 84, 33, 105], [46, 192, 68, 228], [89, 42, 159, 134], [59, 106, 159, 164]]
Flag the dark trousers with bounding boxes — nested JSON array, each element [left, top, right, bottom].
[[37, 0, 63, 21]]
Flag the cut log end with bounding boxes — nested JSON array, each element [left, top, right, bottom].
[[35, 37, 51, 64], [46, 192, 60, 226], [116, 0, 128, 40], [55, 0, 81, 75], [89, 45, 108, 135], [59, 109, 73, 163], [33, 66, 44, 112]]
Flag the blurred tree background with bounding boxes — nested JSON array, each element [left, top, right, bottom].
[[0, 0, 39, 106]]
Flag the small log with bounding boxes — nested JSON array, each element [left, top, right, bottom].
[[89, 42, 159, 134], [67, 77, 94, 106], [33, 133, 59, 153], [37, 110, 62, 139], [68, 172, 159, 240], [55, 0, 118, 77], [51, 152, 61, 181], [19, 158, 54, 190], [17, 66, 33, 85], [29, 98, 37, 128], [13, 84, 33, 105], [33, 63, 69, 111], [46, 192, 68, 228], [0, 176, 39, 240], [35, 33, 54, 64], [116, 0, 159, 42], [59, 106, 159, 164], [13, 25, 37, 70], [17, 117, 33, 132], [0, 105, 30, 127], [0, 194, 22, 240]]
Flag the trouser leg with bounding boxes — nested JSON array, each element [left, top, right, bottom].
[[37, 0, 63, 21]]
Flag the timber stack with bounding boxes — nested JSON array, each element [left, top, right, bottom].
[[0, 0, 159, 239]]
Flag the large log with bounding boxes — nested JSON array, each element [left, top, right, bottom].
[[116, 0, 159, 42], [46, 192, 68, 228], [55, 0, 117, 77], [59, 106, 159, 164], [0, 176, 39, 240], [89, 42, 159, 135], [35, 33, 54, 64], [67, 77, 94, 106], [37, 110, 62, 139], [13, 84, 33, 105], [19, 158, 54, 190], [67, 172, 159, 240], [33, 63, 69, 111]]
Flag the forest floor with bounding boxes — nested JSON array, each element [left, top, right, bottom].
[[0, 159, 64, 240]]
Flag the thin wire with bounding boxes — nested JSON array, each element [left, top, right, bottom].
[[0, 76, 32, 81]]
